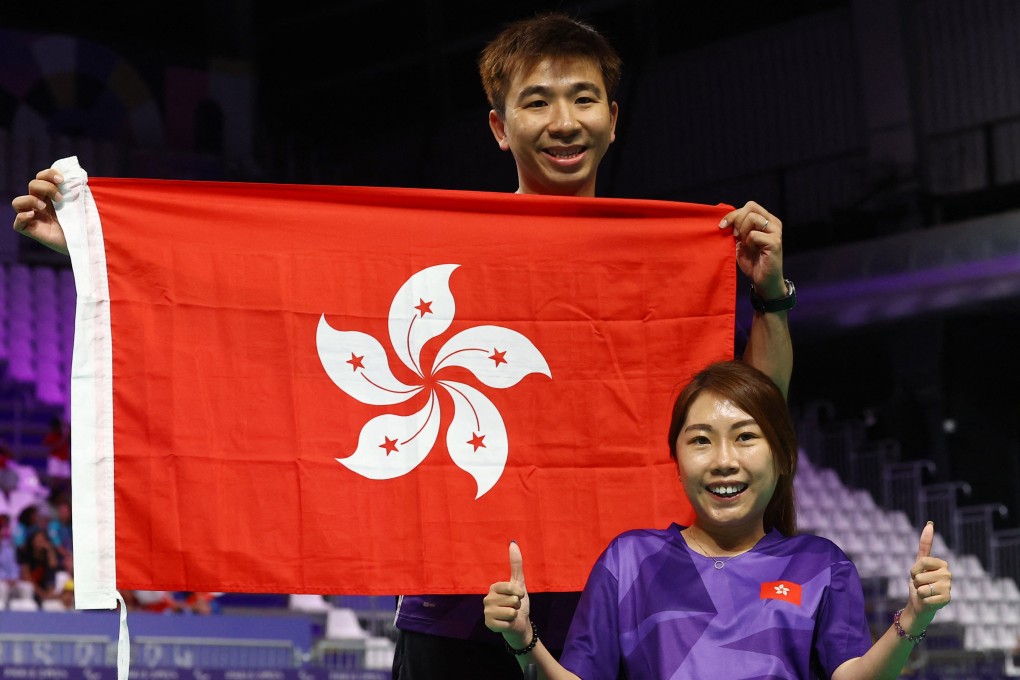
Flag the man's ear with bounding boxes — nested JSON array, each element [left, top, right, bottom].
[[488, 110, 511, 151], [609, 101, 619, 144]]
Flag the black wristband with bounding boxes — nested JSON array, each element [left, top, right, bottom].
[[504, 620, 539, 656], [750, 279, 796, 313]]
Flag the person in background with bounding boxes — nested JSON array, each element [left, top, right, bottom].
[[0, 438, 18, 500], [43, 416, 71, 489], [14, 505, 44, 548], [47, 494, 73, 570], [0, 514, 21, 606], [17, 527, 62, 606]]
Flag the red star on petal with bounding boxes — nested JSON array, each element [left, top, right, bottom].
[[467, 433, 486, 451], [415, 299, 433, 317], [380, 437, 399, 455], [489, 349, 508, 367], [346, 353, 365, 371]]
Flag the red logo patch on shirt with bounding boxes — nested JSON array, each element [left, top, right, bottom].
[[760, 581, 803, 606]]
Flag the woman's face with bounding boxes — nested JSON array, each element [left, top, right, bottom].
[[675, 391, 778, 537]]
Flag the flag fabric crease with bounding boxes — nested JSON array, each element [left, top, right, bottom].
[[56, 155, 736, 606]]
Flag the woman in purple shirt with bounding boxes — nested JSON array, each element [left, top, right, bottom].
[[485, 360, 952, 679]]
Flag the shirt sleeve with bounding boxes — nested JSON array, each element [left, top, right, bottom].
[[814, 557, 873, 676], [558, 545, 622, 680]]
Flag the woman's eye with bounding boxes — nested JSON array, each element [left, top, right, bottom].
[[737, 431, 759, 442], [688, 435, 710, 446]]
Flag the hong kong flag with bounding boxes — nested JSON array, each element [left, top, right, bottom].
[[54, 156, 735, 609]]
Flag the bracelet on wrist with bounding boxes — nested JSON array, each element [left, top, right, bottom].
[[893, 608, 927, 643], [504, 620, 539, 656]]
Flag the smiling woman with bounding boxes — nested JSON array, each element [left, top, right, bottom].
[[484, 360, 954, 680], [667, 359, 798, 546]]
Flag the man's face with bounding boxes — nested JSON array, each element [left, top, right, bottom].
[[489, 56, 618, 197]]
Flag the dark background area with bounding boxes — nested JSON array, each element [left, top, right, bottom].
[[2, 0, 847, 187]]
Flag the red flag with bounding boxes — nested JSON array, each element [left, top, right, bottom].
[[56, 157, 735, 605], [760, 581, 803, 606]]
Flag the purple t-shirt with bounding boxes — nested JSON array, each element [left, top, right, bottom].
[[560, 524, 872, 680]]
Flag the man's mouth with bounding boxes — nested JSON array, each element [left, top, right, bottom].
[[707, 483, 748, 499], [544, 146, 586, 160]]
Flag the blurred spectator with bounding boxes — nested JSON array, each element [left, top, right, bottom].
[[17, 527, 62, 605], [0, 438, 17, 499], [125, 590, 219, 614], [47, 495, 73, 568], [0, 515, 21, 606], [59, 576, 75, 610], [43, 417, 71, 487], [15, 505, 46, 548], [127, 590, 187, 613], [179, 591, 221, 614]]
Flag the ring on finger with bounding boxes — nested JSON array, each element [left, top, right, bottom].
[[761, 219, 769, 230], [929, 584, 936, 597]]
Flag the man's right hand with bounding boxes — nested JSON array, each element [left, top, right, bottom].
[[483, 540, 533, 649], [11, 168, 69, 255]]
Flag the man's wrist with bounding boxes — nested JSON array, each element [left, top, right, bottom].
[[750, 279, 796, 313]]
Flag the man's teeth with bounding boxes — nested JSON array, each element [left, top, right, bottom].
[[547, 148, 583, 158], [709, 484, 747, 498]]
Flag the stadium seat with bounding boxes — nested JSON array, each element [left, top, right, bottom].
[[289, 593, 332, 613], [7, 596, 40, 612], [325, 607, 370, 640], [1000, 577, 1020, 603], [364, 637, 395, 670]]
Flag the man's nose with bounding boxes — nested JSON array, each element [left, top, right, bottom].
[[548, 103, 581, 136]]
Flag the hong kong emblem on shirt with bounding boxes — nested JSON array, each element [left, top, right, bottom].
[[760, 581, 803, 606], [316, 264, 551, 499]]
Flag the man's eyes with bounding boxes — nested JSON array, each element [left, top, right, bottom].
[[521, 97, 598, 108]]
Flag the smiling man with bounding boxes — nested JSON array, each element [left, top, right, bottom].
[[488, 57, 618, 197], [390, 12, 794, 680]]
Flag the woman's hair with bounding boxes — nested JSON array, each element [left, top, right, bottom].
[[478, 12, 622, 115], [667, 360, 798, 535]]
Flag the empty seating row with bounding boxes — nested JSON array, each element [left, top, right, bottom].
[[795, 452, 1020, 652]]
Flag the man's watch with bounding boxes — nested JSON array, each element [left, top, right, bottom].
[[750, 279, 796, 313]]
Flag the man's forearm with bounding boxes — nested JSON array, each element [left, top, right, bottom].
[[742, 310, 792, 398]]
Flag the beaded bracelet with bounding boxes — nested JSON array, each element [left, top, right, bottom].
[[505, 620, 539, 656], [893, 608, 927, 643]]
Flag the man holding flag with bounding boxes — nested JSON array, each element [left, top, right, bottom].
[[12, 12, 793, 680]]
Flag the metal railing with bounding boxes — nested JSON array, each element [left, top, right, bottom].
[[992, 528, 1020, 587], [921, 481, 973, 551], [959, 504, 1010, 574]]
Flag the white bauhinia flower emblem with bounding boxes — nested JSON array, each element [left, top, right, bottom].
[[316, 264, 551, 498]]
